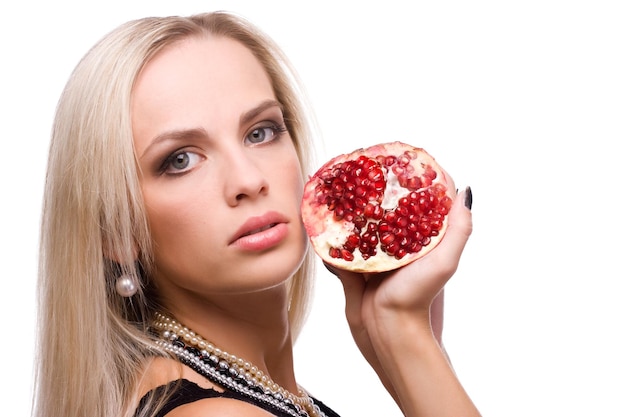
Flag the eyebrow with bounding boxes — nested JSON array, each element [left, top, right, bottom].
[[140, 99, 284, 159], [240, 99, 284, 126], [139, 127, 208, 159]]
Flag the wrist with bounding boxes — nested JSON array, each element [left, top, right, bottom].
[[368, 312, 476, 417], [369, 309, 438, 356]]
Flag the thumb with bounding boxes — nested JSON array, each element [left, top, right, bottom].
[[424, 186, 473, 277]]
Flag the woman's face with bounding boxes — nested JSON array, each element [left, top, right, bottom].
[[131, 36, 307, 301]]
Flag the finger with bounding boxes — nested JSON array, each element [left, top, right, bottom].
[[424, 186, 473, 277], [324, 262, 366, 325], [441, 168, 456, 197]]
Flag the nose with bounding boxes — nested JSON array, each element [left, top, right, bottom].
[[224, 147, 269, 206]]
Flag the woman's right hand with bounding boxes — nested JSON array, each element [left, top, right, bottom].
[[327, 187, 480, 416]]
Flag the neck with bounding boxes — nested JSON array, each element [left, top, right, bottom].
[[160, 284, 298, 392]]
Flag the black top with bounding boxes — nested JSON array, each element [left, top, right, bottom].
[[134, 379, 341, 417]]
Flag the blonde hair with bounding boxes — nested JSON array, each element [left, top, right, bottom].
[[34, 12, 317, 417]]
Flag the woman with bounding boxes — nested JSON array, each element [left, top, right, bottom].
[[34, 11, 479, 417]]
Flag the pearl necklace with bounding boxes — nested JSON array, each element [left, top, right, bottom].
[[152, 312, 324, 417]]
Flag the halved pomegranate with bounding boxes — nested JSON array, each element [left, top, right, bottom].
[[301, 141, 454, 273]]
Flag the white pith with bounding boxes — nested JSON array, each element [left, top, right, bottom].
[[380, 170, 401, 210], [302, 142, 451, 273]]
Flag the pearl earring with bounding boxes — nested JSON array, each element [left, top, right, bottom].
[[115, 274, 138, 297]]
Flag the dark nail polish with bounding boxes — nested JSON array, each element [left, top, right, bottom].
[[464, 186, 473, 210]]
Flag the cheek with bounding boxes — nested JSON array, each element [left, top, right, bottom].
[[289, 165, 305, 199], [143, 194, 226, 287], [145, 202, 182, 258], [280, 149, 305, 198], [143, 186, 216, 255]]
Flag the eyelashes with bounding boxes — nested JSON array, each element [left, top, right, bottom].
[[245, 122, 287, 145], [159, 150, 204, 175], [156, 121, 289, 176]]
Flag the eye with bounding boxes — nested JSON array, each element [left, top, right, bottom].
[[245, 123, 287, 145], [162, 150, 203, 175]]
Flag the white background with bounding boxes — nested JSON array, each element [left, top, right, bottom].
[[1, 1, 625, 416]]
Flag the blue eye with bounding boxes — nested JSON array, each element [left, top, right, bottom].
[[172, 153, 189, 169], [248, 127, 270, 144], [245, 123, 287, 145], [162, 150, 202, 174]]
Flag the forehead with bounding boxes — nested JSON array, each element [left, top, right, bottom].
[[134, 34, 272, 101], [131, 35, 276, 149]]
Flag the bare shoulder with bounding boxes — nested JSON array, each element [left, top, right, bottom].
[[165, 397, 276, 416], [137, 356, 216, 396], [137, 357, 274, 416]]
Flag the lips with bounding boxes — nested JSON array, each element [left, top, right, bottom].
[[229, 211, 289, 245], [239, 223, 277, 238]]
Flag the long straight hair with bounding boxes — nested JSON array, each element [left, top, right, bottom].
[[34, 12, 317, 417]]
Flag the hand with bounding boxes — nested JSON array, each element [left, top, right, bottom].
[[326, 186, 473, 409]]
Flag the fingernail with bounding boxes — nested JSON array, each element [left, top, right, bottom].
[[464, 186, 473, 210]]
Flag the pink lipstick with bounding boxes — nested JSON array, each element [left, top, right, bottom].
[[230, 211, 289, 251]]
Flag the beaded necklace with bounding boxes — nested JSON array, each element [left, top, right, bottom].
[[152, 312, 325, 417]]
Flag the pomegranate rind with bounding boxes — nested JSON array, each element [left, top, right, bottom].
[[301, 141, 453, 273]]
